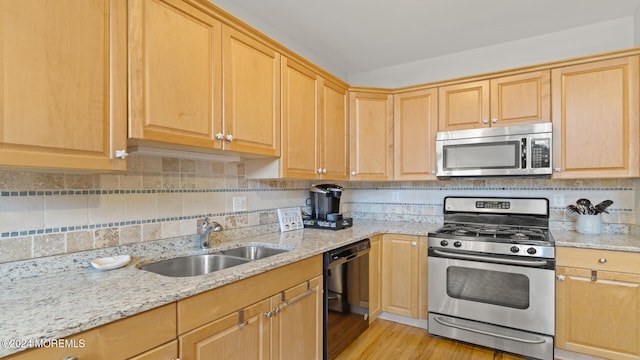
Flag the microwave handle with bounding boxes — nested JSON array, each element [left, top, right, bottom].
[[521, 138, 527, 169]]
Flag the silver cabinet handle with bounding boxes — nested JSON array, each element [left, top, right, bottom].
[[351, 171, 356, 176], [281, 289, 315, 308], [556, 275, 566, 281], [273, 307, 281, 315], [114, 150, 128, 159], [225, 134, 233, 142], [317, 168, 322, 174], [482, 119, 489, 125], [215, 133, 224, 140], [322, 168, 327, 174], [64, 357, 79, 360], [491, 118, 497, 123], [264, 311, 273, 319], [599, 258, 607, 264], [411, 241, 417, 247]]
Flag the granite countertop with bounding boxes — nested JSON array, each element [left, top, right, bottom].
[[0, 220, 638, 357]]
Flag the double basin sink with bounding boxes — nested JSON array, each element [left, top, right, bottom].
[[139, 245, 290, 277]]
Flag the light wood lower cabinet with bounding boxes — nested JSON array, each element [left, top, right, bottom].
[[5, 304, 177, 360], [129, 340, 178, 360], [381, 234, 428, 319], [556, 247, 640, 360], [178, 255, 323, 360], [368, 235, 382, 323]]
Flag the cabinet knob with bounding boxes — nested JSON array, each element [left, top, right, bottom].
[[322, 168, 327, 174], [225, 134, 233, 142], [264, 311, 273, 319], [431, 170, 436, 175], [556, 275, 566, 281], [554, 168, 561, 172], [215, 133, 224, 140], [599, 258, 607, 264], [114, 150, 128, 159], [273, 307, 281, 315], [351, 171, 356, 176], [482, 119, 489, 125], [317, 168, 322, 174], [411, 241, 417, 247], [491, 118, 497, 123]]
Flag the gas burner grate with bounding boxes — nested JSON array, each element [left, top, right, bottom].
[[438, 223, 548, 241]]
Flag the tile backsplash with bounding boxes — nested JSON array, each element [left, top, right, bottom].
[[0, 154, 635, 263]]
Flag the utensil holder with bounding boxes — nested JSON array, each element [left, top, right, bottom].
[[576, 214, 602, 235]]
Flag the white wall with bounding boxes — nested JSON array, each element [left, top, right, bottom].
[[349, 17, 636, 88]]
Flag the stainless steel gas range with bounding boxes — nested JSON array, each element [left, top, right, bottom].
[[427, 196, 555, 360]]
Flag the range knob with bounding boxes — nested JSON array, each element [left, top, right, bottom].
[[527, 247, 537, 255], [453, 241, 462, 248], [510, 246, 520, 253], [440, 240, 449, 247]]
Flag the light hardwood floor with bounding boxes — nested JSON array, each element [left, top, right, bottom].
[[335, 319, 525, 360]]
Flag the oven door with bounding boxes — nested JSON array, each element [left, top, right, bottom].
[[428, 248, 555, 336]]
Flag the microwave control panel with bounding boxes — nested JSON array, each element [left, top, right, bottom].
[[530, 139, 550, 168]]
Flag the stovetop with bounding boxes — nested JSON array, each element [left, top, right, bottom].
[[428, 196, 555, 259]]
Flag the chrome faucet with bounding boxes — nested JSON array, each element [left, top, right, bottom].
[[197, 218, 223, 248]]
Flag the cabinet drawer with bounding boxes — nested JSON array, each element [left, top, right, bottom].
[[128, 340, 178, 360], [557, 247, 640, 274], [6, 304, 176, 360], [177, 255, 322, 334]]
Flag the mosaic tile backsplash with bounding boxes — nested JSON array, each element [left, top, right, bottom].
[[0, 154, 636, 263]]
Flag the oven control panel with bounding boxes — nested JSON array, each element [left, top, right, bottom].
[[475, 201, 510, 210], [427, 237, 555, 259]]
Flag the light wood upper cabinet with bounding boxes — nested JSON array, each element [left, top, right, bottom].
[[281, 57, 348, 179], [128, 0, 222, 149], [393, 88, 438, 180], [551, 56, 640, 178], [556, 247, 640, 360], [0, 0, 127, 171], [349, 90, 393, 180], [321, 80, 350, 180], [223, 26, 281, 156], [438, 70, 550, 131]]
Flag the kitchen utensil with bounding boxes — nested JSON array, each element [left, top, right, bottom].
[[594, 200, 613, 214], [566, 205, 580, 214], [576, 198, 594, 214]]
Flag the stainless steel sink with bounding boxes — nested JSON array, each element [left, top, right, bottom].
[[215, 245, 289, 260], [139, 245, 290, 277], [139, 254, 250, 277]]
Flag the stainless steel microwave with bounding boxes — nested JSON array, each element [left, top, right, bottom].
[[435, 123, 552, 177]]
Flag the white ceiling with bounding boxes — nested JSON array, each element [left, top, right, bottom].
[[211, 0, 640, 77]]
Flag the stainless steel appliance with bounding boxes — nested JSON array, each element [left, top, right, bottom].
[[324, 239, 370, 360], [305, 184, 353, 230], [436, 122, 552, 177], [427, 197, 555, 360]]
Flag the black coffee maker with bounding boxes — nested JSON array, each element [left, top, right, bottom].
[[305, 184, 353, 230]]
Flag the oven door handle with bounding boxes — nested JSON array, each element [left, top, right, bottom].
[[432, 249, 550, 267], [433, 316, 547, 344]]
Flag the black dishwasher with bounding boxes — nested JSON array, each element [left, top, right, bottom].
[[323, 238, 370, 360]]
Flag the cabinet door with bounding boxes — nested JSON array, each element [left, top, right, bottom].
[[223, 26, 280, 156], [393, 88, 438, 180], [381, 234, 419, 318], [556, 266, 640, 359], [128, 0, 222, 149], [0, 0, 127, 171], [271, 276, 323, 360], [368, 235, 382, 323], [349, 90, 393, 180], [552, 56, 640, 178], [438, 80, 490, 131], [179, 299, 270, 360], [281, 56, 320, 179], [128, 340, 177, 360], [418, 236, 429, 320], [321, 79, 350, 180], [490, 70, 550, 127]]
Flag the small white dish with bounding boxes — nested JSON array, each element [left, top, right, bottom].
[[91, 255, 131, 271]]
